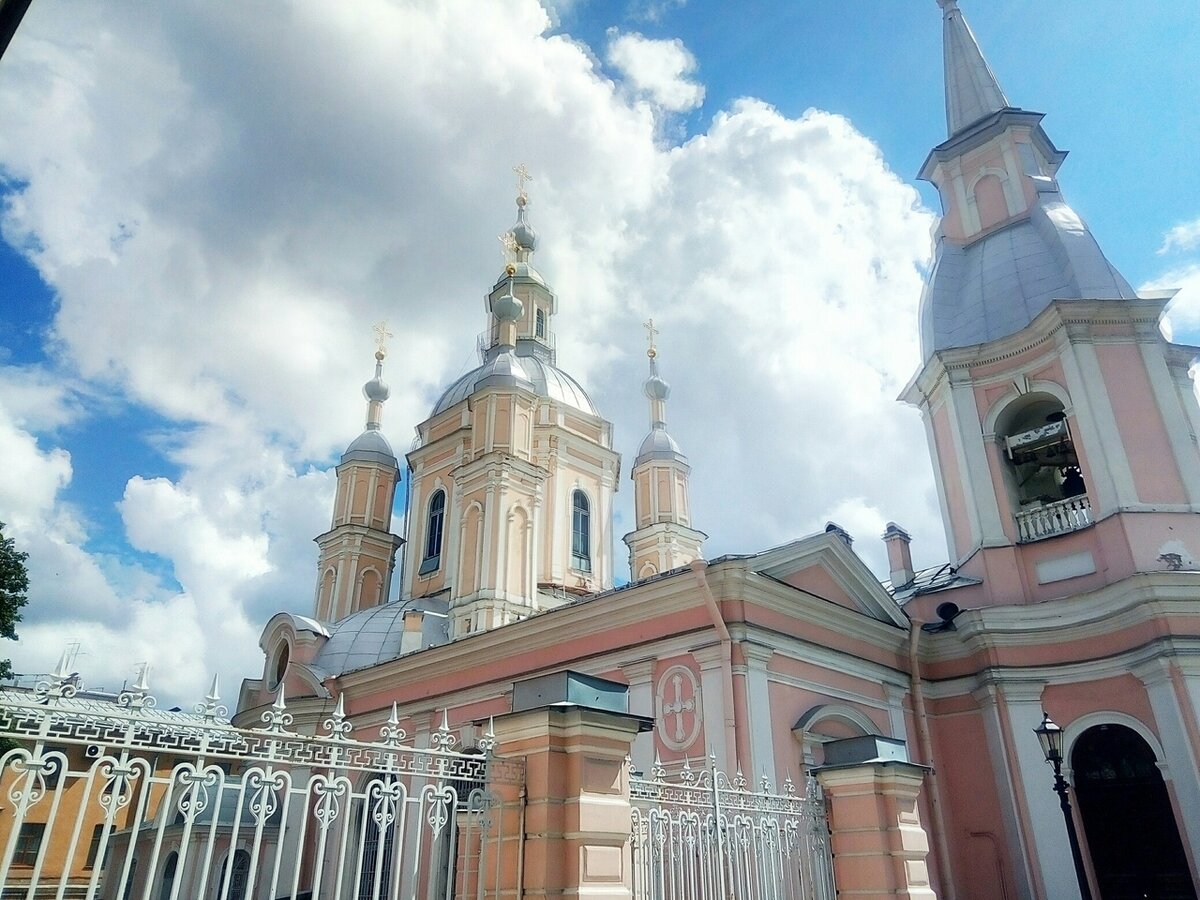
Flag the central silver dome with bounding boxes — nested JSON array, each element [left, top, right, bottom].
[[431, 351, 599, 418]]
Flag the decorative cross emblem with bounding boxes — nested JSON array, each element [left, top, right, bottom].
[[643, 317, 659, 357], [663, 672, 695, 742], [655, 664, 701, 750], [513, 163, 533, 201], [372, 321, 393, 356]]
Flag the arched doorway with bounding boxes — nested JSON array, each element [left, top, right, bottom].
[[1071, 723, 1196, 899]]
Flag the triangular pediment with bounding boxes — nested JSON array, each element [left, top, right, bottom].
[[751, 533, 908, 627]]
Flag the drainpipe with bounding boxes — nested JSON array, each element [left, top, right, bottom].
[[909, 622, 957, 900], [690, 560, 739, 773]]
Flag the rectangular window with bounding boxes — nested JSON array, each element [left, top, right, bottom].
[[14, 823, 45, 866], [84, 823, 105, 869]]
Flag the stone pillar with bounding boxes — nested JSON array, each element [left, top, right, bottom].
[[816, 761, 937, 900], [492, 705, 647, 899]]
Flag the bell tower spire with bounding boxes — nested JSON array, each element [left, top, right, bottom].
[[623, 321, 705, 581], [313, 327, 405, 622], [938, 0, 1009, 136]]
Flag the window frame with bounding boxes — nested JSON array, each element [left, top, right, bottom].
[[419, 489, 447, 575], [13, 822, 45, 866], [570, 489, 592, 573]]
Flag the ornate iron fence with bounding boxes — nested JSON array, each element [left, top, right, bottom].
[[630, 754, 835, 900], [0, 665, 523, 900]]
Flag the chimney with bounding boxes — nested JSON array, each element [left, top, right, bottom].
[[400, 609, 425, 656], [882, 522, 915, 588]]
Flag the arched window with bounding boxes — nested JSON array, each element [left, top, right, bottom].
[[216, 850, 250, 900], [159, 852, 177, 900], [535, 308, 546, 339], [419, 490, 446, 575], [571, 490, 591, 573]]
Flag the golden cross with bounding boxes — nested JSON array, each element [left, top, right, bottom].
[[513, 163, 533, 201], [372, 321, 393, 356], [498, 230, 519, 263], [643, 317, 659, 357]]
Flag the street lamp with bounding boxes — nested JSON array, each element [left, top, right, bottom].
[[1033, 712, 1093, 900]]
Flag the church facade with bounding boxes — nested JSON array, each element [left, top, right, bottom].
[[237, 4, 1200, 898]]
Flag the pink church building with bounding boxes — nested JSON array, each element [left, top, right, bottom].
[[237, 3, 1200, 898]]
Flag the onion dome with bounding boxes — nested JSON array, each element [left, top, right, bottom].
[[493, 278, 524, 322], [511, 195, 538, 252], [363, 351, 390, 403], [643, 356, 670, 402]]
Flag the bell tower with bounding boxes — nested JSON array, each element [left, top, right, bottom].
[[313, 337, 405, 621], [623, 322, 705, 580], [902, 0, 1200, 605]]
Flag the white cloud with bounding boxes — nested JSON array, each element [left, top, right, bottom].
[[607, 31, 705, 112], [1158, 217, 1200, 255], [0, 0, 943, 706], [627, 0, 687, 24]]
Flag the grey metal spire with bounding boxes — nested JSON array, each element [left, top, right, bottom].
[[939, 0, 1010, 136]]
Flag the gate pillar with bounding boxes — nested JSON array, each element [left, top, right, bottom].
[[493, 704, 649, 899], [815, 761, 938, 900]]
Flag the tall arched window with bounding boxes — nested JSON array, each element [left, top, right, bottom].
[[419, 490, 446, 575], [571, 490, 591, 573], [535, 308, 546, 339], [216, 850, 250, 900], [158, 852, 177, 900]]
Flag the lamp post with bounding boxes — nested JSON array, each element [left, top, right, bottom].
[[1033, 712, 1094, 900]]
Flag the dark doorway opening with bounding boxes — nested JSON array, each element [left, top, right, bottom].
[[1072, 723, 1196, 899]]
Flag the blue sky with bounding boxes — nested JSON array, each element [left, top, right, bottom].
[[0, 0, 1197, 705]]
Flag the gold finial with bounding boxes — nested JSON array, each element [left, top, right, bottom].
[[372, 320, 393, 360], [643, 317, 659, 359], [513, 163, 533, 204]]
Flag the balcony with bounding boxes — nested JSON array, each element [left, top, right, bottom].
[[1015, 494, 1093, 543]]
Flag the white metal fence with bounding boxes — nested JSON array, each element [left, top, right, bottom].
[[0, 667, 523, 900], [629, 755, 835, 900]]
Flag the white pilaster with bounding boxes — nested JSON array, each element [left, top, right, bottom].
[[1134, 659, 1200, 866]]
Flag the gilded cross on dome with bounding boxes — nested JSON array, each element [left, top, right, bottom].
[[643, 317, 659, 358], [372, 321, 393, 357], [513, 163, 533, 202], [498, 230, 519, 266]]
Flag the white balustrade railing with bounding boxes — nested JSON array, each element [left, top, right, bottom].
[[1015, 494, 1093, 542]]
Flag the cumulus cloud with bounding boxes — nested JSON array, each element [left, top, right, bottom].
[[1158, 217, 1200, 255], [607, 30, 705, 112], [0, 0, 941, 706]]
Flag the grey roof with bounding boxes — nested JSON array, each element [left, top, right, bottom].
[[341, 427, 397, 467], [432, 349, 599, 418], [313, 598, 446, 676], [941, 0, 1009, 136], [636, 425, 686, 465], [920, 199, 1136, 360], [884, 563, 981, 605]]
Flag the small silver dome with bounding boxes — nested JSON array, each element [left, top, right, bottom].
[[493, 287, 524, 323], [644, 373, 670, 401], [636, 424, 686, 465], [341, 428, 397, 467], [512, 199, 538, 251], [363, 376, 390, 402]]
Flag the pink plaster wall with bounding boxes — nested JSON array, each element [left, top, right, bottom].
[[775, 565, 858, 613], [1098, 343, 1186, 504], [927, 706, 1023, 900]]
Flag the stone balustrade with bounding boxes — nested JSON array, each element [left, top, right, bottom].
[[1015, 494, 1093, 542]]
